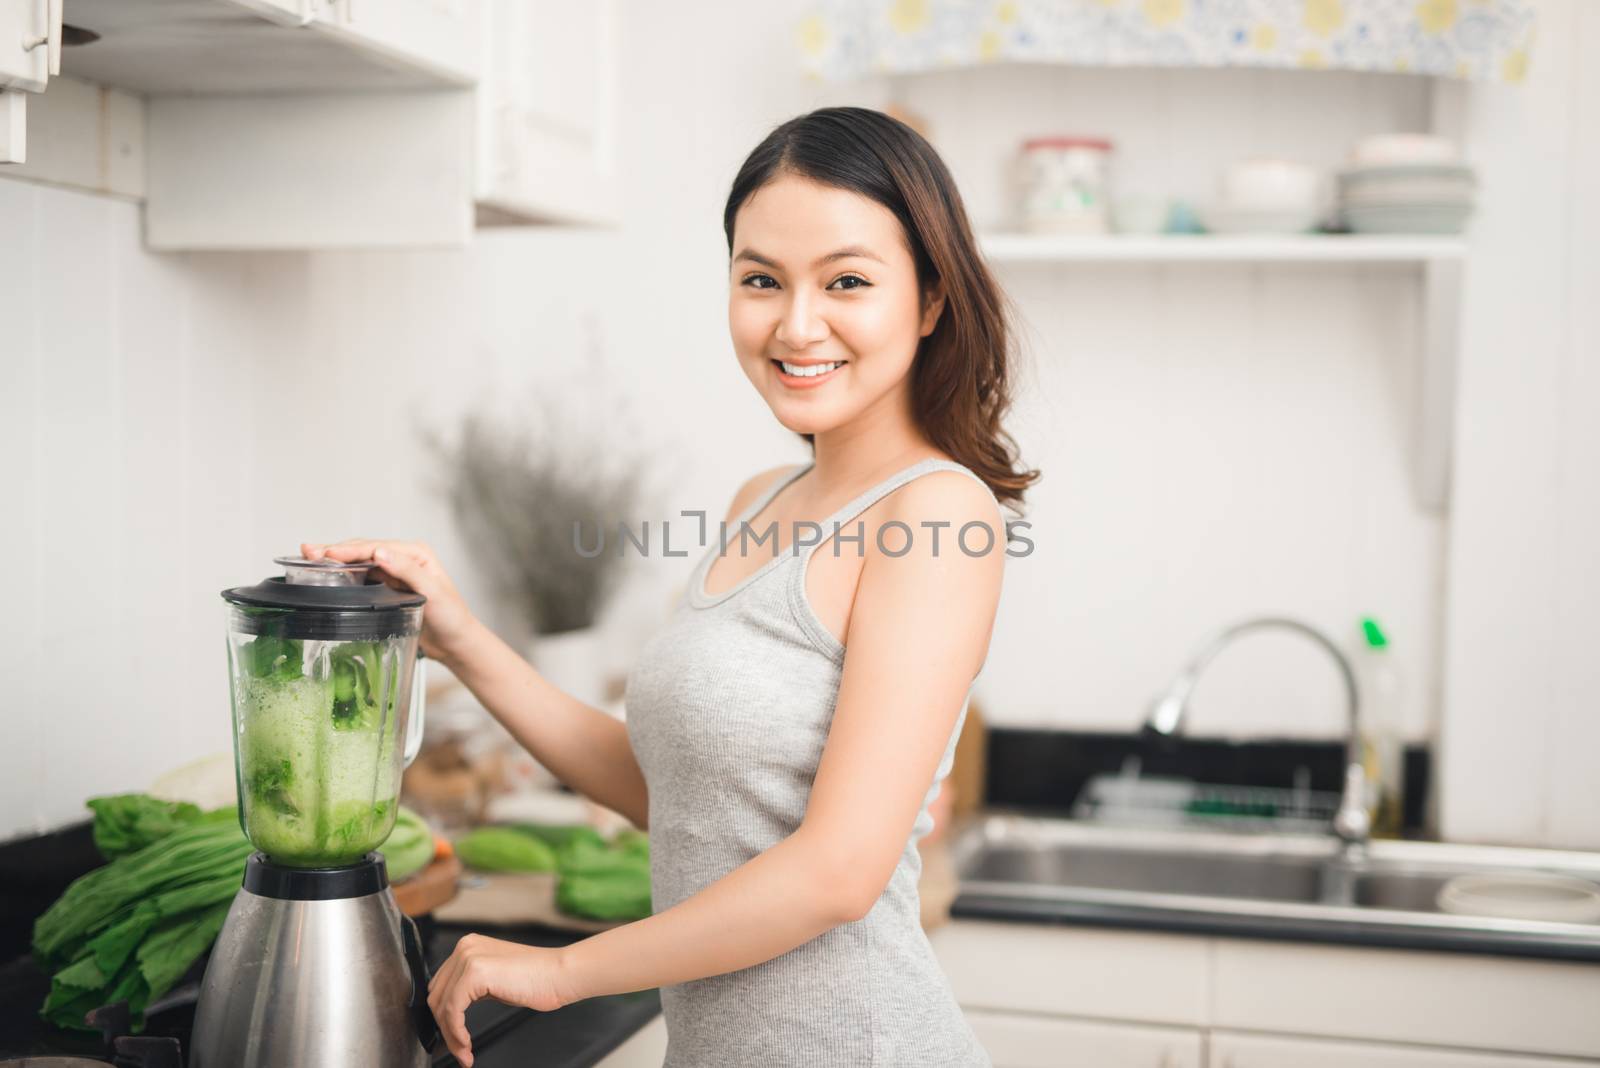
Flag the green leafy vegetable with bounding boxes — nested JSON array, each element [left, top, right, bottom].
[[329, 642, 399, 731], [33, 799, 252, 1032], [455, 827, 558, 873], [554, 834, 652, 922], [449, 821, 652, 919], [513, 823, 606, 857], [85, 795, 205, 859], [244, 634, 303, 682]]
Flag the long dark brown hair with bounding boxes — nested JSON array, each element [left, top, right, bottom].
[[723, 106, 1039, 509]]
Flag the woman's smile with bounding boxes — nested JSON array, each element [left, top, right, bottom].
[[771, 357, 848, 389]]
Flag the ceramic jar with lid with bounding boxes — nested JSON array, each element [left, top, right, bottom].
[[1017, 136, 1114, 234]]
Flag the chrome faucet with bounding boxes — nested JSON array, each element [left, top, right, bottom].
[[1143, 617, 1371, 851]]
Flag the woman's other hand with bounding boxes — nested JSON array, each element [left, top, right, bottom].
[[428, 933, 579, 1066], [300, 538, 479, 664]]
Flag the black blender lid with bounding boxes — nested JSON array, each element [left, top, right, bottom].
[[222, 556, 426, 611]]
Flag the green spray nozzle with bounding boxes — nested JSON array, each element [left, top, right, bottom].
[[1361, 617, 1390, 649]]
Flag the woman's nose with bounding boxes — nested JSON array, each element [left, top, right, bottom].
[[774, 292, 829, 349]]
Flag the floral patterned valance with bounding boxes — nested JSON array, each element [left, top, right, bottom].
[[797, 0, 1537, 84]]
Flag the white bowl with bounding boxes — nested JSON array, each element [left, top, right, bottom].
[[1220, 158, 1320, 214]]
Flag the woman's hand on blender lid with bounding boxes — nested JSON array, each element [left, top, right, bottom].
[[300, 539, 478, 664]]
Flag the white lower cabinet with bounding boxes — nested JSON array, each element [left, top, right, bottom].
[[1210, 1031, 1594, 1068], [967, 1010, 1203, 1068], [931, 920, 1600, 1068], [933, 920, 1209, 1025]]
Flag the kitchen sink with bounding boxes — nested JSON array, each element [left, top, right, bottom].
[[1348, 870, 1457, 911], [948, 813, 1600, 961], [961, 841, 1325, 904]]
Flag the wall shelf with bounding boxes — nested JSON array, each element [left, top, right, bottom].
[[979, 232, 1466, 265], [980, 231, 1463, 516]]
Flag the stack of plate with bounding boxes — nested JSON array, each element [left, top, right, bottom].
[[1337, 135, 1475, 235]]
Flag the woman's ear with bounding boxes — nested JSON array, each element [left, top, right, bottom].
[[919, 281, 948, 338]]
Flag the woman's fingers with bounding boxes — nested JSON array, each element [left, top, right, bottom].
[[430, 975, 471, 1065], [371, 545, 431, 594], [306, 538, 386, 563], [300, 539, 431, 580], [428, 942, 476, 1066]]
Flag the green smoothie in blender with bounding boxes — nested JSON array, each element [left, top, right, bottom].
[[223, 558, 424, 869]]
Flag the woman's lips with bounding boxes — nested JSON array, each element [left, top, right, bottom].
[[771, 359, 845, 390]]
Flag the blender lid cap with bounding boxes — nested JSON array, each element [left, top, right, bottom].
[[222, 555, 426, 611]]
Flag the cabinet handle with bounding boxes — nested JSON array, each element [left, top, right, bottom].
[[22, 0, 63, 76]]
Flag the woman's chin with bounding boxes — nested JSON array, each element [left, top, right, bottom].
[[767, 401, 843, 437]]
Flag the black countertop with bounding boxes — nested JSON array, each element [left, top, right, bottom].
[[951, 892, 1600, 964], [0, 916, 660, 1067]]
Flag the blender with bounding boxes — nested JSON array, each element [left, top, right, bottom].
[[190, 556, 439, 1067]]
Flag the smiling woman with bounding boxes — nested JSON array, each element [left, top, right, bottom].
[[311, 107, 1036, 1068], [725, 108, 1035, 507]]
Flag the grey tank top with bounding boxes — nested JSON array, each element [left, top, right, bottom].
[[624, 457, 996, 1067]]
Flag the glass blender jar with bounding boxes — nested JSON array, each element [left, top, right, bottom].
[[222, 556, 427, 868], [195, 555, 438, 1068]]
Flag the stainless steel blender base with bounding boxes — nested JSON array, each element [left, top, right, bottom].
[[191, 862, 432, 1068]]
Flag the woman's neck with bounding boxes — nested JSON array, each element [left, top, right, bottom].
[[807, 384, 938, 494]]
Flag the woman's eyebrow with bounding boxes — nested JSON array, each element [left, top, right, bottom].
[[733, 246, 886, 269]]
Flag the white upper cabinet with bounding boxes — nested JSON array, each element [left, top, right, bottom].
[[474, 0, 618, 227], [1, 0, 56, 92], [1, 0, 63, 162], [17, 0, 618, 246], [58, 0, 476, 93]]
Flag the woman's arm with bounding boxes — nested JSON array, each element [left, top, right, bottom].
[[426, 472, 1006, 1065], [437, 615, 649, 829], [302, 539, 650, 828]]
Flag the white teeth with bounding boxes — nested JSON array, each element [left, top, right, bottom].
[[779, 361, 842, 377]]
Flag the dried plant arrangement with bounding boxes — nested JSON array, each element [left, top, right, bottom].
[[431, 395, 647, 637]]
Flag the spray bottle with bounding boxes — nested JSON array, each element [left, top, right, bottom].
[[1357, 617, 1405, 837]]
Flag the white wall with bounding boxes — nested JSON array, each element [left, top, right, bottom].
[[0, 2, 1591, 846]]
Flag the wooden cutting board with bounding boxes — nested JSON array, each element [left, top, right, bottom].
[[431, 871, 623, 933], [393, 854, 463, 917]]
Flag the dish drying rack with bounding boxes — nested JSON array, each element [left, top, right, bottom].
[[1071, 756, 1341, 835]]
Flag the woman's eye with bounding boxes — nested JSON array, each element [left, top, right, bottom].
[[828, 274, 871, 291], [741, 274, 779, 290]]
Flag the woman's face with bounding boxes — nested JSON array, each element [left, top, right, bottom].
[[728, 174, 945, 438]]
